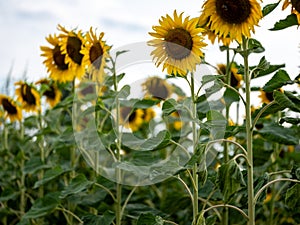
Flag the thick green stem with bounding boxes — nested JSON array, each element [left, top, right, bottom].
[[38, 112, 45, 198], [190, 73, 199, 224], [19, 122, 26, 215], [242, 37, 255, 225]]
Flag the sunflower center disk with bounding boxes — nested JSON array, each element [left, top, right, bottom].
[[265, 91, 274, 102], [2, 99, 17, 114], [89, 43, 104, 69], [22, 85, 36, 105], [230, 73, 239, 87], [44, 86, 56, 99], [216, 0, 251, 24], [291, 0, 300, 13], [53, 45, 68, 70], [165, 28, 193, 60], [67, 37, 84, 65]]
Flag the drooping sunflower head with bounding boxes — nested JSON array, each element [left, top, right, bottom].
[[142, 76, 173, 101], [199, 0, 262, 43], [36, 78, 62, 108], [120, 107, 144, 132], [41, 34, 75, 82], [0, 94, 22, 122], [58, 25, 86, 79], [81, 27, 111, 83], [15, 81, 41, 113], [217, 63, 243, 88], [282, 0, 300, 24], [148, 10, 207, 76]]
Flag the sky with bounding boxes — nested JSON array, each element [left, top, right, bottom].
[[1, 0, 300, 91]]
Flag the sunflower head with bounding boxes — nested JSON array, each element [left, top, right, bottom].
[[120, 107, 144, 132], [282, 0, 300, 24], [199, 0, 262, 43], [143, 108, 156, 123], [15, 81, 41, 113], [148, 10, 207, 76], [217, 63, 243, 88], [0, 94, 22, 122], [41, 34, 75, 82], [58, 25, 86, 79], [167, 111, 183, 131], [258, 89, 283, 104], [36, 79, 62, 108], [81, 27, 111, 83], [142, 76, 173, 101]]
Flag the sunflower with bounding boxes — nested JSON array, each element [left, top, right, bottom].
[[120, 107, 144, 132], [36, 79, 62, 108], [81, 27, 111, 83], [148, 10, 207, 76], [143, 108, 156, 122], [0, 94, 22, 122], [142, 76, 173, 100], [15, 81, 41, 112], [167, 111, 182, 131], [41, 34, 75, 82], [217, 63, 243, 88], [58, 25, 86, 79], [199, 0, 262, 43], [258, 90, 276, 104], [282, 0, 300, 24]]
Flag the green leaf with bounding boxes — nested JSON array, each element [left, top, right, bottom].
[[23, 192, 60, 219], [285, 184, 300, 209], [263, 70, 292, 92], [122, 130, 170, 151], [258, 123, 299, 145], [133, 98, 161, 109], [82, 211, 115, 225], [217, 160, 245, 201], [117, 85, 131, 99], [33, 166, 67, 189], [270, 14, 298, 30], [60, 174, 93, 199], [206, 215, 217, 225], [24, 157, 51, 175], [254, 173, 269, 203], [279, 117, 300, 125], [248, 38, 265, 54], [162, 98, 178, 116], [105, 73, 125, 87], [274, 90, 300, 112], [263, 2, 280, 17], [137, 213, 164, 225], [223, 88, 240, 106]]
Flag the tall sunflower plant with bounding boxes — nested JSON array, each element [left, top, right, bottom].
[[1, 1, 300, 225]]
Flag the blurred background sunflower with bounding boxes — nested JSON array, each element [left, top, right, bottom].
[[36, 78, 62, 108], [142, 76, 173, 101], [15, 81, 41, 113], [217, 63, 243, 89], [120, 107, 144, 132], [0, 94, 22, 122], [148, 10, 207, 76]]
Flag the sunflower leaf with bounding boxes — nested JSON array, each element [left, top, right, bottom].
[[270, 14, 298, 31], [82, 211, 115, 225], [274, 90, 300, 112], [248, 38, 265, 54], [60, 174, 93, 199], [263, 2, 280, 17], [279, 117, 300, 125], [258, 123, 299, 145], [285, 184, 300, 209], [137, 213, 164, 225], [263, 70, 292, 92]]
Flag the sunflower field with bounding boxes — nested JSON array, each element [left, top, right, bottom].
[[1, 1, 300, 225]]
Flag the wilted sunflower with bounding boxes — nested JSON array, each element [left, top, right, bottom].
[[148, 10, 207, 76], [282, 0, 300, 24], [217, 63, 243, 88], [81, 27, 111, 83], [58, 25, 85, 79], [199, 0, 262, 43], [0, 94, 22, 122], [36, 79, 62, 108], [41, 34, 74, 82], [15, 81, 41, 112], [142, 76, 173, 100], [120, 107, 144, 132]]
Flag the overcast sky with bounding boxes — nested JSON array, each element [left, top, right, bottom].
[[1, 0, 299, 88]]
